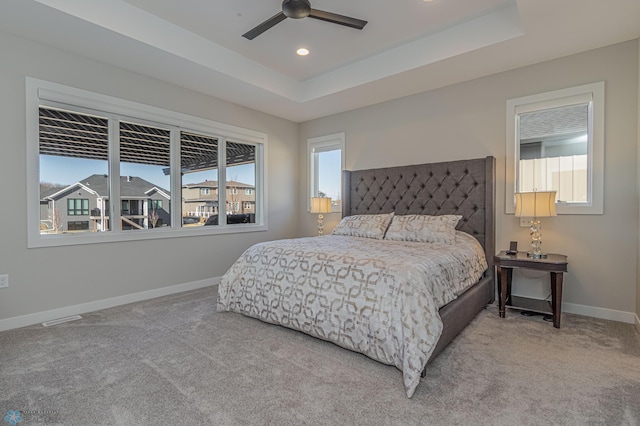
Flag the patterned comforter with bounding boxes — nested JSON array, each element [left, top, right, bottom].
[[217, 231, 487, 397]]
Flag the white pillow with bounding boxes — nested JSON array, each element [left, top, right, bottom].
[[383, 214, 462, 244], [332, 213, 394, 240]]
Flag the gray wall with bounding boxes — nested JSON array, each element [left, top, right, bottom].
[[0, 31, 299, 321], [300, 40, 639, 320]]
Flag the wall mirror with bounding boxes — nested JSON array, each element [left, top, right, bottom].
[[505, 82, 604, 214]]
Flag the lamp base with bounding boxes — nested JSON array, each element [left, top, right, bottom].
[[528, 218, 546, 259], [316, 213, 324, 236], [527, 252, 548, 259]]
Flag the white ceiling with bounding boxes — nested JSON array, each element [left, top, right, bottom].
[[1, 0, 639, 122]]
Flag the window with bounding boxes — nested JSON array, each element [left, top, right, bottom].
[[506, 82, 604, 214], [243, 202, 252, 210], [39, 108, 108, 235], [121, 200, 142, 216], [119, 121, 170, 232], [27, 78, 267, 247], [68, 221, 89, 231], [67, 199, 89, 216], [226, 140, 257, 224], [308, 133, 345, 213], [181, 131, 218, 227]]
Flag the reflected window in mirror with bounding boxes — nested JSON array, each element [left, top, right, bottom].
[[506, 82, 604, 215], [519, 103, 588, 203]]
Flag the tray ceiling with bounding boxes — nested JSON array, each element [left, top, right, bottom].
[[1, 0, 639, 122]]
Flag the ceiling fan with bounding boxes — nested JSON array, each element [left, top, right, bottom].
[[242, 0, 368, 40]]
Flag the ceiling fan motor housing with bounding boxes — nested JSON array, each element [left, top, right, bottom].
[[282, 0, 311, 19]]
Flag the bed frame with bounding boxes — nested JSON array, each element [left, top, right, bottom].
[[342, 156, 496, 366]]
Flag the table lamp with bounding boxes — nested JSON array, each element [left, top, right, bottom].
[[514, 191, 557, 258], [310, 197, 332, 235]]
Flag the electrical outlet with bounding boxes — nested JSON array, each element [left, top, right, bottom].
[[520, 217, 533, 228], [0, 274, 8, 288]]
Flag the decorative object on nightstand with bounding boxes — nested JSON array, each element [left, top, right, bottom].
[[310, 197, 332, 235], [514, 191, 557, 259], [494, 251, 568, 328]]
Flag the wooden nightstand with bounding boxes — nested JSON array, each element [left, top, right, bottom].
[[494, 251, 568, 328]]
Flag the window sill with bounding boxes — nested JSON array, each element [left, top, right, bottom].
[[28, 223, 268, 249]]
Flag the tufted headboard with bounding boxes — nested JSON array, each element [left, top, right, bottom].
[[342, 156, 495, 271]]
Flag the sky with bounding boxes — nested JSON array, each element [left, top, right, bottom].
[[317, 149, 341, 201]]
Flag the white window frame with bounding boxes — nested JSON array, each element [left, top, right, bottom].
[[505, 82, 604, 214], [307, 133, 345, 213], [26, 77, 267, 248]]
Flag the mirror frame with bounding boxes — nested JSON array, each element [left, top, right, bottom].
[[505, 82, 605, 215]]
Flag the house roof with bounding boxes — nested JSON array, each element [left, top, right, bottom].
[[40, 184, 68, 199], [42, 174, 170, 200], [43, 175, 254, 201], [183, 180, 254, 189]]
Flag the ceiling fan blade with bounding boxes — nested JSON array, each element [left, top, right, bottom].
[[242, 12, 287, 40], [308, 9, 367, 30]]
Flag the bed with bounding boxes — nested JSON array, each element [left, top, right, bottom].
[[217, 156, 495, 397]]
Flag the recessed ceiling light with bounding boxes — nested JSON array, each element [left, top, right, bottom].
[[296, 48, 310, 56]]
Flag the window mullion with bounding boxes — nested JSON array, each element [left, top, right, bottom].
[[109, 119, 121, 234], [218, 138, 227, 226], [170, 129, 180, 229], [312, 150, 320, 196], [256, 142, 265, 225]]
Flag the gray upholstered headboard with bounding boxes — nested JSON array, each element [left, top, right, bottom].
[[342, 156, 495, 271]]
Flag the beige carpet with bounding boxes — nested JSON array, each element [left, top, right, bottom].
[[1, 287, 639, 425]]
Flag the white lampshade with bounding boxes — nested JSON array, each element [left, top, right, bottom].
[[310, 197, 332, 214], [514, 191, 557, 218]]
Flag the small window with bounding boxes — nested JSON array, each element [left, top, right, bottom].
[[243, 202, 252, 210], [200, 188, 210, 195], [506, 82, 604, 214], [67, 199, 89, 216], [68, 221, 89, 231], [245, 188, 253, 195], [308, 133, 345, 213]]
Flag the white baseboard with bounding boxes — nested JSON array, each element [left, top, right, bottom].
[[506, 292, 638, 324], [1, 280, 636, 332], [562, 302, 637, 324], [0, 277, 220, 332]]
